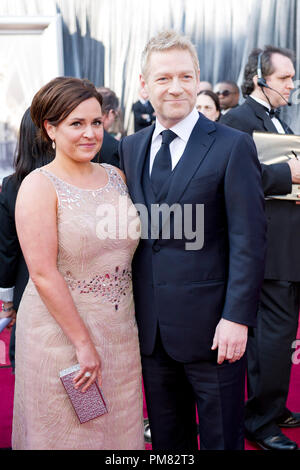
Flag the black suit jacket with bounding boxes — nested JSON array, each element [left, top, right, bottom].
[[119, 114, 266, 362], [0, 176, 28, 310], [92, 130, 120, 168], [132, 100, 155, 132], [220, 96, 300, 281]]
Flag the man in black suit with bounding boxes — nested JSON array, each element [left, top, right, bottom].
[[132, 87, 156, 132], [0, 107, 54, 372], [0, 176, 29, 369], [221, 46, 300, 451], [119, 30, 266, 450], [92, 87, 120, 167]]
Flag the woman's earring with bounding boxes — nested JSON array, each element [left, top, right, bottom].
[[52, 140, 56, 150]]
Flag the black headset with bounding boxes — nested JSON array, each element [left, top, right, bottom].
[[257, 51, 268, 88]]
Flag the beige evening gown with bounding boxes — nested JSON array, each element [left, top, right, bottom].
[[12, 164, 145, 450]]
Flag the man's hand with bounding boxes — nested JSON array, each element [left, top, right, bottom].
[[288, 159, 300, 183], [211, 318, 248, 364], [0, 302, 16, 329]]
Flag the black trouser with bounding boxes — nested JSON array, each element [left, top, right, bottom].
[[245, 280, 300, 439], [9, 322, 16, 371], [142, 329, 246, 450]]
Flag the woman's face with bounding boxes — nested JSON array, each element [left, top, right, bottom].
[[196, 94, 219, 121], [45, 97, 103, 163]]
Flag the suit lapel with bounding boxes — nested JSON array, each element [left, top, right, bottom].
[[128, 125, 155, 206], [246, 97, 278, 133], [165, 115, 216, 207]]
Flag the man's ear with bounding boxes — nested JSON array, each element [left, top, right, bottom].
[[196, 69, 201, 94], [139, 74, 149, 98], [252, 75, 259, 88], [44, 120, 56, 141]]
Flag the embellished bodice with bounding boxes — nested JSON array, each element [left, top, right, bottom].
[[35, 164, 140, 310]]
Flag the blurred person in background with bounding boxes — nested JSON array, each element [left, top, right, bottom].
[[93, 86, 120, 167], [196, 90, 221, 121], [220, 46, 300, 451], [0, 107, 54, 371], [198, 80, 213, 92], [132, 86, 156, 132], [214, 80, 240, 114]]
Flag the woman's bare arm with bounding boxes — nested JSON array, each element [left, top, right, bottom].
[[15, 173, 101, 391]]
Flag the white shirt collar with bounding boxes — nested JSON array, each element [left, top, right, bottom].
[[152, 108, 199, 143], [250, 94, 271, 111], [250, 94, 285, 134]]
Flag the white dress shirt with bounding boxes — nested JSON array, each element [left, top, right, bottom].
[[250, 96, 285, 134], [149, 108, 200, 175], [0, 286, 14, 302]]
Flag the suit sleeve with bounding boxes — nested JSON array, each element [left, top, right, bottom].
[[104, 143, 120, 168], [99, 132, 120, 168], [220, 114, 293, 197], [132, 102, 151, 127], [221, 133, 267, 326], [0, 177, 21, 292], [118, 138, 125, 172], [261, 162, 292, 196]]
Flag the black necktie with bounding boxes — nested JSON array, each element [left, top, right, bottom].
[[151, 129, 177, 196]]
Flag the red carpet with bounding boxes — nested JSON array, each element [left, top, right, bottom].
[[1, 323, 299, 450], [245, 318, 300, 450], [0, 328, 14, 449]]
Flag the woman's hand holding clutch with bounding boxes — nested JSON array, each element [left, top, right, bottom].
[[73, 341, 102, 393]]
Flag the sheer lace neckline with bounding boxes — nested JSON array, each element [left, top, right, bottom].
[[39, 164, 111, 192]]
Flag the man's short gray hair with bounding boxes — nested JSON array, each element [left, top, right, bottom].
[[141, 30, 200, 78]]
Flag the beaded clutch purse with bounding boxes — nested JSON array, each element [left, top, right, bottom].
[[59, 364, 108, 424]]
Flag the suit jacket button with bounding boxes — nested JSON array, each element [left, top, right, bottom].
[[152, 244, 161, 252]]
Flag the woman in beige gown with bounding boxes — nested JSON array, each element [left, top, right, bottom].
[[12, 77, 144, 450]]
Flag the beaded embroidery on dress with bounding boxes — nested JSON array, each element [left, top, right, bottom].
[[12, 164, 144, 450]]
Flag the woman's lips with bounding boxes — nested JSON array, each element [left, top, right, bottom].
[[79, 143, 97, 148]]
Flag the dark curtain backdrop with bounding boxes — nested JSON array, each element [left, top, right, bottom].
[[1, 0, 299, 133]]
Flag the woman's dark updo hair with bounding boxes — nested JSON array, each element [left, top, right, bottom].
[[30, 77, 103, 142], [12, 107, 54, 188]]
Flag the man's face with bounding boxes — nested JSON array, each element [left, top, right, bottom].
[[140, 48, 200, 128], [262, 53, 295, 108], [214, 82, 239, 110], [102, 109, 117, 132]]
